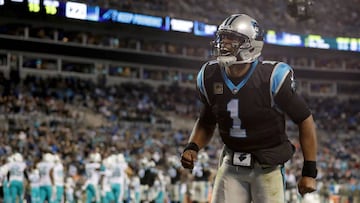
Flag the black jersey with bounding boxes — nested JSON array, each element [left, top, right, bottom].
[[196, 60, 311, 155], [169, 167, 181, 184], [140, 168, 157, 187]]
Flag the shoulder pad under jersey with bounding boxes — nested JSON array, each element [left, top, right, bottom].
[[197, 60, 219, 104], [269, 62, 294, 107]]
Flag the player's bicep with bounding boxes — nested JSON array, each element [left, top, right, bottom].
[[274, 74, 311, 124], [198, 102, 217, 127], [196, 63, 216, 128]]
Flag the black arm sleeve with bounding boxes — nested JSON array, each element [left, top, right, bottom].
[[195, 67, 218, 129], [198, 102, 217, 127], [195, 83, 217, 127], [274, 74, 311, 124]]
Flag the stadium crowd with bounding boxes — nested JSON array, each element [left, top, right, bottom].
[[1, 24, 359, 72], [0, 71, 359, 202]]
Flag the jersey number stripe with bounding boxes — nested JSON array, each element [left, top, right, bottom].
[[227, 99, 247, 138]]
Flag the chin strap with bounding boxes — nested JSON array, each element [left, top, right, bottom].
[[217, 55, 254, 68], [217, 56, 237, 68]]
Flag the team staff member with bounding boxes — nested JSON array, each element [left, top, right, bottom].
[[181, 14, 318, 203]]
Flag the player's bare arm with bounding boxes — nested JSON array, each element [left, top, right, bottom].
[[181, 119, 215, 169], [298, 114, 318, 196]]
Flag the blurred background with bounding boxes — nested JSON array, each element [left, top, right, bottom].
[[0, 0, 359, 202]]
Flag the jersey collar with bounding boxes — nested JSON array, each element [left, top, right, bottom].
[[220, 60, 258, 94]]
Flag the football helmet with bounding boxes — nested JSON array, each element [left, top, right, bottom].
[[13, 152, 23, 162], [54, 154, 61, 163], [89, 152, 101, 163], [147, 160, 156, 168], [140, 157, 149, 168], [117, 153, 126, 163], [212, 14, 264, 67], [43, 153, 54, 163], [102, 157, 112, 168]]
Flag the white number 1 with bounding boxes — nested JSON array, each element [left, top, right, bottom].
[[227, 99, 247, 138]]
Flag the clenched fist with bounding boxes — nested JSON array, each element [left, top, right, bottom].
[[298, 176, 316, 196], [181, 149, 198, 169]]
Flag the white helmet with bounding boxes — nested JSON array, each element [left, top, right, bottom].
[[213, 14, 264, 67], [13, 153, 23, 162], [117, 153, 126, 163], [54, 154, 61, 163], [140, 157, 149, 168], [43, 153, 54, 163], [102, 157, 113, 168], [90, 153, 101, 163], [147, 160, 156, 168]]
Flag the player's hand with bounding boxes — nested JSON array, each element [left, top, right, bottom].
[[181, 149, 197, 169], [297, 176, 316, 196]]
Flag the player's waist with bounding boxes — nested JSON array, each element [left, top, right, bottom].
[[222, 141, 294, 167], [222, 145, 278, 169]]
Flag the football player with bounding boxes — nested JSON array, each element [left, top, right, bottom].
[[181, 14, 318, 203]]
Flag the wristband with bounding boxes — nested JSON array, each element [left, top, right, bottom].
[[183, 142, 200, 153], [302, 160, 317, 178]]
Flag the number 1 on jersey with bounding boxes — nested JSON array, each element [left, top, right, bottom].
[[227, 99, 247, 138]]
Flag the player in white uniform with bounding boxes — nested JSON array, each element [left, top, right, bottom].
[[28, 163, 41, 203], [64, 176, 76, 203], [37, 153, 55, 203], [110, 153, 129, 203], [101, 155, 115, 203], [128, 171, 141, 203], [52, 154, 65, 203], [190, 151, 212, 203], [153, 170, 168, 203], [84, 152, 102, 203], [8, 153, 27, 203], [1, 157, 11, 203], [167, 155, 184, 203]]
